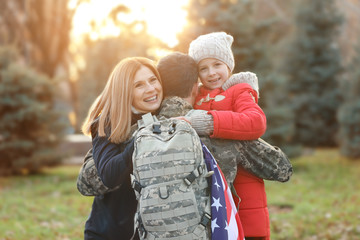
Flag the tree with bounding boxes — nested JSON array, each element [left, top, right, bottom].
[[0, 0, 78, 78], [337, 40, 360, 159], [176, 0, 301, 156], [284, 0, 343, 147], [176, 0, 268, 73], [0, 0, 83, 133], [0, 47, 67, 176]]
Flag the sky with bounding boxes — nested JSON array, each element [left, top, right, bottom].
[[70, 0, 189, 47]]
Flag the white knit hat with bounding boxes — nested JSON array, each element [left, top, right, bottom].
[[188, 32, 235, 72]]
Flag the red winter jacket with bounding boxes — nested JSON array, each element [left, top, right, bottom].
[[195, 83, 270, 239], [195, 83, 266, 140]]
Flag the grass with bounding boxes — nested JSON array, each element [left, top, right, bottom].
[[266, 149, 360, 240], [0, 149, 360, 239], [0, 166, 93, 240]]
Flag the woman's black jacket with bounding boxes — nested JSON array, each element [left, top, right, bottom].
[[84, 120, 139, 240]]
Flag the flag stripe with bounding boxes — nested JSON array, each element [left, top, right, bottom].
[[202, 143, 245, 240]]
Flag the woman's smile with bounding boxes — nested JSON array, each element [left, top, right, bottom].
[[132, 66, 163, 113]]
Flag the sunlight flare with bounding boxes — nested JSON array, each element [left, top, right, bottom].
[[70, 0, 189, 47]]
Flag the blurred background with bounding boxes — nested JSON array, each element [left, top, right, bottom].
[[0, 0, 360, 239]]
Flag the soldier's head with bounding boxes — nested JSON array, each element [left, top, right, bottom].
[[157, 52, 199, 103]]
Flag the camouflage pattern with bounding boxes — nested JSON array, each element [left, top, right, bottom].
[[200, 137, 292, 183], [132, 114, 210, 239], [159, 97, 293, 184], [158, 96, 194, 120], [76, 96, 292, 196], [76, 149, 119, 196]]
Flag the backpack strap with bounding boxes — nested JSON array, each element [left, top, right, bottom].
[[137, 201, 211, 240], [183, 164, 205, 186], [131, 174, 143, 195], [137, 113, 158, 129], [193, 199, 211, 238]]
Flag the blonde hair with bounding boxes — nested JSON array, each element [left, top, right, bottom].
[[82, 57, 161, 144]]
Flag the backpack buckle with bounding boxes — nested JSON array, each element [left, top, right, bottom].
[[200, 212, 211, 227], [137, 215, 147, 239], [198, 165, 204, 175], [132, 180, 143, 194], [184, 166, 203, 186], [152, 123, 161, 134], [184, 172, 197, 186], [168, 122, 176, 134], [140, 230, 147, 239]]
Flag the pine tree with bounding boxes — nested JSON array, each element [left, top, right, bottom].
[[176, 0, 267, 73], [337, 40, 360, 159], [0, 47, 67, 176], [176, 0, 301, 156], [285, 0, 343, 147]]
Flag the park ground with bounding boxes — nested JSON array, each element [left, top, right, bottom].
[[0, 148, 360, 240]]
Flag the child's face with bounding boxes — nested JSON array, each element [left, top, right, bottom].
[[198, 58, 231, 90]]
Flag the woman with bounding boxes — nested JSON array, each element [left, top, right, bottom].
[[81, 57, 163, 240]]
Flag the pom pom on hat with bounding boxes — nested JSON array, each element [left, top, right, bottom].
[[188, 32, 235, 72]]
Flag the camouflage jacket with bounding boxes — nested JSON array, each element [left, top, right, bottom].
[[159, 97, 293, 184], [77, 97, 292, 196]]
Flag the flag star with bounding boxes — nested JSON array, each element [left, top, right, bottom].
[[213, 163, 217, 169], [211, 218, 220, 233], [212, 197, 223, 211], [214, 178, 221, 191], [224, 220, 229, 232]]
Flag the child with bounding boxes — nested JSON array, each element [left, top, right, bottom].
[[189, 32, 270, 240]]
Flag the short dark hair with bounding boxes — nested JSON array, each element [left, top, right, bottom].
[[157, 52, 198, 98]]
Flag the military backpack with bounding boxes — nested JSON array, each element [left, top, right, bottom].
[[131, 113, 212, 240]]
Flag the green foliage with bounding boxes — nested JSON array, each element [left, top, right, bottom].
[[178, 0, 301, 156], [337, 41, 360, 159], [338, 101, 360, 159], [260, 72, 302, 158], [284, 0, 343, 147], [177, 0, 270, 73], [0, 47, 66, 176], [262, 106, 302, 158]]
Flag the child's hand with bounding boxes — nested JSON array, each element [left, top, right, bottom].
[[222, 71, 259, 97]]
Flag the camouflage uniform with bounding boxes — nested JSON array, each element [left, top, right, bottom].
[[158, 96, 293, 184], [77, 149, 121, 196], [77, 96, 292, 196]]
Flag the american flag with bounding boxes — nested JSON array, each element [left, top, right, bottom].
[[202, 143, 245, 240]]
